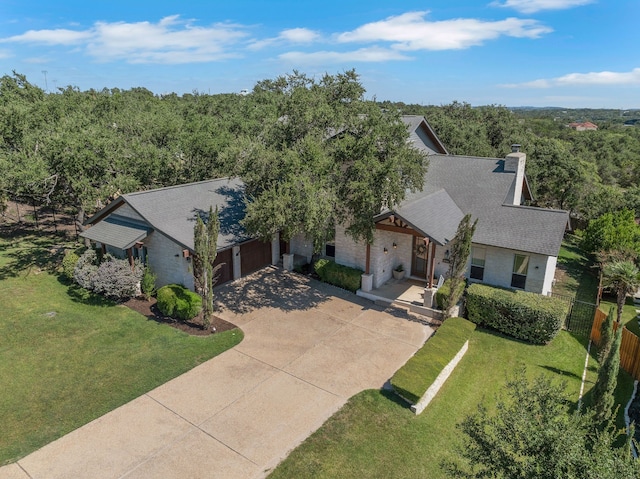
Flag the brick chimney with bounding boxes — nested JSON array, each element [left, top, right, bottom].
[[504, 144, 526, 206]]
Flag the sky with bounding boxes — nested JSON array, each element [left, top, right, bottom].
[[0, 0, 637, 108]]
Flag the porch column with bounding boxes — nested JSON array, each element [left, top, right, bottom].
[[127, 247, 134, 270], [428, 242, 436, 288]]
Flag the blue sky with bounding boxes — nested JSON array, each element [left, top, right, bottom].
[[0, 0, 637, 108]]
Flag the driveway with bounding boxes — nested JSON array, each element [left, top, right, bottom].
[[2, 268, 432, 479]]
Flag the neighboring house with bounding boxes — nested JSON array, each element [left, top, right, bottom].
[[288, 115, 569, 296], [80, 178, 279, 291], [567, 121, 598, 131]]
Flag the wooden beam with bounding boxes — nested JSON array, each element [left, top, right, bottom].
[[375, 223, 424, 237], [365, 243, 371, 275]]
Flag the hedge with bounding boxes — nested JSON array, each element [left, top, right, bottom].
[[313, 259, 363, 292], [466, 283, 568, 344], [391, 317, 476, 404], [156, 284, 202, 320], [434, 278, 466, 310]]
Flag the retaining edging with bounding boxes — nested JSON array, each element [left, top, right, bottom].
[[409, 339, 469, 415]]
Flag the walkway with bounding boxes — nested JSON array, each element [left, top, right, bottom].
[[1, 268, 432, 479]]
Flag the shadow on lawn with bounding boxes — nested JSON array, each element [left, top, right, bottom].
[[0, 234, 65, 281]]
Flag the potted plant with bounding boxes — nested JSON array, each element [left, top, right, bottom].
[[393, 264, 405, 280]]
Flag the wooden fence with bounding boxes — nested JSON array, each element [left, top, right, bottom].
[[590, 308, 640, 381]]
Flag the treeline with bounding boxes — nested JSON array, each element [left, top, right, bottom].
[[2, 71, 640, 230]]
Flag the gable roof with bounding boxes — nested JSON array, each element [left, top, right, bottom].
[[86, 178, 248, 251], [396, 138, 568, 256], [81, 215, 151, 250], [401, 115, 449, 155]]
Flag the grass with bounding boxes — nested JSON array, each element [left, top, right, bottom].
[[0, 234, 243, 465], [391, 317, 476, 404], [269, 329, 599, 479], [600, 296, 640, 336], [269, 236, 638, 479]]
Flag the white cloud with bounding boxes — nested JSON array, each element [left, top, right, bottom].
[[249, 27, 320, 50], [0, 15, 248, 64], [337, 11, 551, 51], [491, 0, 594, 14], [279, 47, 411, 64], [502, 68, 640, 88], [3, 28, 92, 45]]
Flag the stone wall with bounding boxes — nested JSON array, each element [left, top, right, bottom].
[[145, 231, 194, 290]]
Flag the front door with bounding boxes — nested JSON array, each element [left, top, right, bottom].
[[411, 236, 428, 278]]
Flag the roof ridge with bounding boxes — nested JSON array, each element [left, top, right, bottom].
[[124, 177, 234, 197], [500, 203, 569, 214]]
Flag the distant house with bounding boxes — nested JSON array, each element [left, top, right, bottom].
[[289, 116, 569, 297], [567, 121, 598, 131], [80, 178, 278, 290]]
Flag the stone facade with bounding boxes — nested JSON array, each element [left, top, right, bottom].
[[145, 230, 194, 290]]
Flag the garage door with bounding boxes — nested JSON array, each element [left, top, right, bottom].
[[213, 248, 233, 286], [240, 239, 272, 276]]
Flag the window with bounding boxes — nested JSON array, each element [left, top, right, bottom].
[[470, 247, 486, 280], [325, 242, 335, 258], [511, 254, 529, 289]]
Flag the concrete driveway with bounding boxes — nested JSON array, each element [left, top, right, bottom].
[[2, 268, 432, 479]]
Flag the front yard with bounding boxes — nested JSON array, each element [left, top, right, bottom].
[[0, 235, 242, 465], [268, 237, 636, 478], [269, 329, 600, 479]]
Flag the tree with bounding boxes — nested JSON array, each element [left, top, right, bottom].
[[592, 324, 622, 423], [226, 70, 427, 252], [582, 210, 640, 257], [602, 260, 640, 323], [193, 206, 220, 329], [446, 371, 640, 479], [444, 213, 477, 318], [598, 306, 616, 363]]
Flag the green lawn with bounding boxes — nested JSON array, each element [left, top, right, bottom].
[[269, 236, 638, 479], [269, 330, 600, 479], [0, 235, 243, 465]]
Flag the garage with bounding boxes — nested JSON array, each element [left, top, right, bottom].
[[213, 248, 233, 286], [240, 239, 272, 276]]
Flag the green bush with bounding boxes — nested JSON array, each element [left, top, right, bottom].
[[141, 267, 157, 300], [61, 250, 80, 281], [156, 284, 202, 320], [391, 317, 476, 404], [313, 259, 363, 292], [466, 283, 568, 344], [435, 278, 466, 310]]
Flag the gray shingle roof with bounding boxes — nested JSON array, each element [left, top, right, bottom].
[[395, 153, 569, 256], [121, 177, 247, 251], [80, 215, 151, 249], [87, 178, 248, 251], [377, 189, 464, 245]]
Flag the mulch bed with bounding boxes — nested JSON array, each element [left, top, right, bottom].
[[123, 297, 237, 336]]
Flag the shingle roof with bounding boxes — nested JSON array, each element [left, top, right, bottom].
[[377, 189, 464, 245], [80, 215, 151, 250], [396, 153, 569, 256], [88, 178, 248, 251], [400, 115, 449, 155]]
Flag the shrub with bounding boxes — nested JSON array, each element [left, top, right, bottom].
[[92, 258, 143, 300], [61, 250, 80, 281], [391, 317, 476, 404], [435, 278, 466, 310], [141, 267, 157, 300], [466, 283, 568, 344], [156, 284, 202, 320], [73, 248, 99, 290], [313, 259, 363, 292]]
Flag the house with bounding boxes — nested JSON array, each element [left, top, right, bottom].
[[287, 116, 569, 297], [82, 115, 568, 299], [567, 121, 598, 131], [80, 178, 279, 290]]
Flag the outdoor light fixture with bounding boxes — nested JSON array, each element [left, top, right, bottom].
[[444, 250, 450, 262], [393, 242, 397, 249], [384, 247, 388, 254]]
